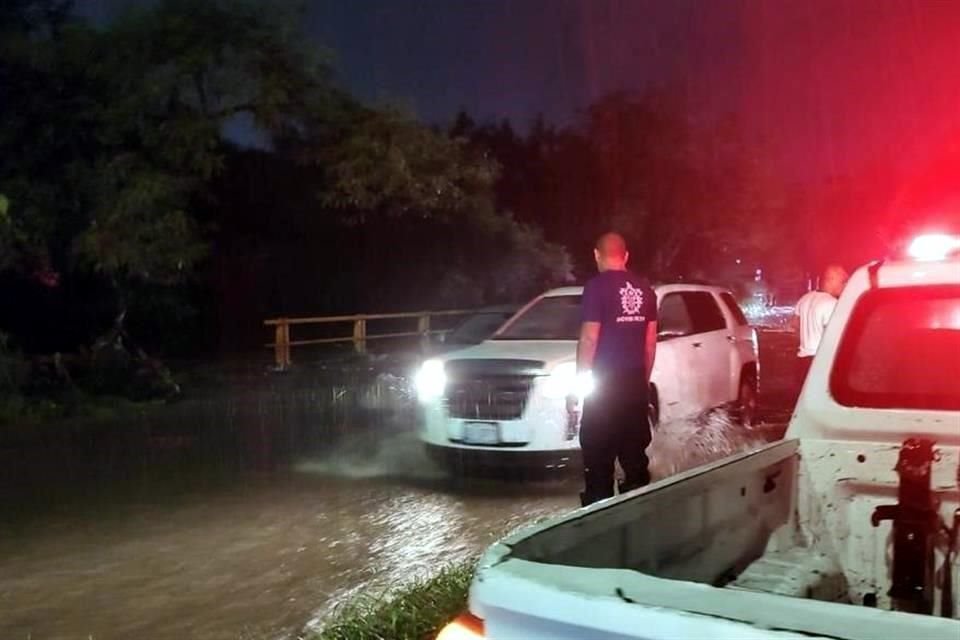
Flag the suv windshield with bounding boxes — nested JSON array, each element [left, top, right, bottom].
[[447, 311, 513, 344], [831, 285, 960, 411], [493, 295, 582, 341]]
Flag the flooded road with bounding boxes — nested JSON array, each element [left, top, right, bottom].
[[0, 331, 797, 640], [0, 431, 578, 640]]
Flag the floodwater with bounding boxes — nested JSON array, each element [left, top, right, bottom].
[[0, 429, 578, 640], [0, 331, 797, 640]]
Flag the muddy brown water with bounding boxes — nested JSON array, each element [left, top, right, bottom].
[[0, 432, 579, 640], [0, 331, 798, 640]]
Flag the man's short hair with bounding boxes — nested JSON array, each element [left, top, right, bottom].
[[596, 232, 628, 259]]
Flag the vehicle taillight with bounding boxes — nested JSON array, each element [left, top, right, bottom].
[[436, 612, 485, 640], [907, 233, 960, 262]]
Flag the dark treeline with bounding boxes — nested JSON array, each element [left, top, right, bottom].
[[1, 0, 956, 365]]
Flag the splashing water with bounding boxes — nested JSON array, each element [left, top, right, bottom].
[[648, 411, 770, 481], [292, 370, 443, 480], [293, 430, 447, 481]]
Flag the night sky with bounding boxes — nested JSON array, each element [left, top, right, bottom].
[[81, 0, 960, 179]]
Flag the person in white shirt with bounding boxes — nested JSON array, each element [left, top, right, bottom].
[[794, 265, 848, 387]]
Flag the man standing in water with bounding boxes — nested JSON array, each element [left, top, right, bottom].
[[795, 265, 848, 388], [570, 232, 658, 507]]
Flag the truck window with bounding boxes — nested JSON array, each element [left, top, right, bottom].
[[493, 295, 582, 341], [831, 285, 960, 411], [658, 293, 694, 338], [683, 292, 727, 334], [719, 292, 749, 326]]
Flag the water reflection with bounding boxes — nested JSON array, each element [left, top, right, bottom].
[[0, 431, 578, 640]]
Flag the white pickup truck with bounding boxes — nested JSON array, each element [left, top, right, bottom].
[[438, 234, 960, 640]]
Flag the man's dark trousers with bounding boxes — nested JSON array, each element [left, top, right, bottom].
[[579, 369, 651, 506]]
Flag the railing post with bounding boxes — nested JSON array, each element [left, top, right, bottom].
[[274, 319, 291, 370], [273, 322, 283, 369], [418, 314, 431, 351], [282, 321, 291, 368], [353, 317, 367, 354]]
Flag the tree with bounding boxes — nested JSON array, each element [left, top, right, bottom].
[[273, 103, 574, 312], [0, 1, 572, 357], [560, 92, 796, 281], [318, 106, 500, 223], [0, 0, 335, 279], [0, 0, 339, 348]]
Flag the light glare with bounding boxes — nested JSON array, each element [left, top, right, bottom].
[[543, 362, 595, 399], [415, 359, 446, 401], [907, 234, 960, 262]]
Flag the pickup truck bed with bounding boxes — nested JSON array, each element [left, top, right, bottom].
[[472, 439, 960, 640]]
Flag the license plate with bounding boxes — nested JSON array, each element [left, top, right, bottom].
[[462, 422, 500, 445]]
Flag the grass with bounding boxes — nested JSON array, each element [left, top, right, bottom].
[[313, 560, 476, 640]]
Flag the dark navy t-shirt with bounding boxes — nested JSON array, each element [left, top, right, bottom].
[[581, 270, 658, 374]]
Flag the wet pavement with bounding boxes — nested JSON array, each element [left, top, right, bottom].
[[0, 330, 799, 640]]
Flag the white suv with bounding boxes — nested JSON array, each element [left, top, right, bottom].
[[416, 283, 759, 469]]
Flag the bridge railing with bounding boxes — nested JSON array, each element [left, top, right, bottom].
[[264, 309, 476, 369]]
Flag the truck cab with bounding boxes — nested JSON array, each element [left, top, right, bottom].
[[439, 234, 960, 639]]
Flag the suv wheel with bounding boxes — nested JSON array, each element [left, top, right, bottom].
[[648, 386, 660, 432], [734, 376, 758, 427]]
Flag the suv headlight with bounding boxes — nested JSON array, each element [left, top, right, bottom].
[[414, 359, 446, 402], [542, 362, 595, 399]]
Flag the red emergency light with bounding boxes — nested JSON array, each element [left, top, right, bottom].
[[906, 234, 960, 262]]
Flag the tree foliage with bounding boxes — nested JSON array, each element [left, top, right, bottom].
[[0, 0, 338, 286], [319, 107, 501, 222], [0, 1, 572, 354], [453, 93, 798, 283]]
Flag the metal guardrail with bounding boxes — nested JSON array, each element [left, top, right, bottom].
[[264, 309, 476, 369]]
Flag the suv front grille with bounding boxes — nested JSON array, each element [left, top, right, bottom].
[[444, 375, 535, 420]]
